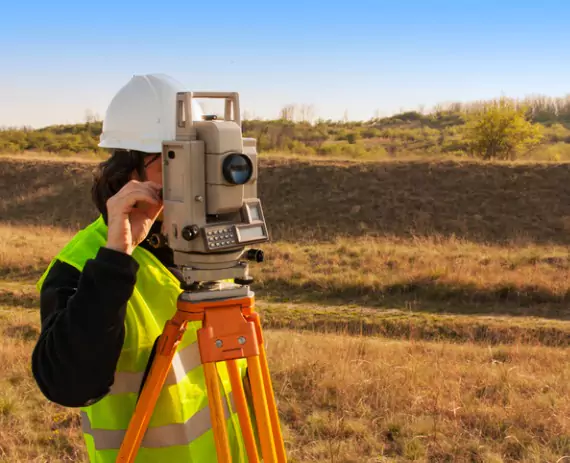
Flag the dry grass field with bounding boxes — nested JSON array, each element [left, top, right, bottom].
[[1, 154, 569, 462], [2, 307, 569, 463]]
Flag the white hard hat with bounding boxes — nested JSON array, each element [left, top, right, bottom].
[[99, 73, 204, 153]]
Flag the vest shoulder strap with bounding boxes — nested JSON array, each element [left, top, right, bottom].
[[37, 216, 108, 291]]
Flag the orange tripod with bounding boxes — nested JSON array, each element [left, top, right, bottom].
[[116, 291, 287, 462]]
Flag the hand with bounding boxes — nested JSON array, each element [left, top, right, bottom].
[[105, 180, 163, 255]]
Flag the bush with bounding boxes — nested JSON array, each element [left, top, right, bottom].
[[286, 140, 316, 156], [524, 142, 570, 161], [441, 138, 468, 153], [335, 130, 348, 141], [465, 99, 543, 160], [346, 133, 359, 144], [421, 126, 440, 139], [317, 143, 369, 158], [542, 123, 570, 143], [362, 128, 382, 138]]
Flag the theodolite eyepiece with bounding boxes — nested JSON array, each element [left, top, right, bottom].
[[246, 249, 264, 263]]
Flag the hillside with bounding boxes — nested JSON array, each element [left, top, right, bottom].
[[2, 156, 570, 245], [3, 154, 570, 339]]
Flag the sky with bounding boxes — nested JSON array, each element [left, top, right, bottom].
[[1, 0, 569, 128]]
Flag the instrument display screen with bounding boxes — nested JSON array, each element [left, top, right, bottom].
[[238, 225, 265, 242], [248, 204, 261, 221]]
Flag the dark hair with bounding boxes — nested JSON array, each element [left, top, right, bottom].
[[91, 149, 155, 223]]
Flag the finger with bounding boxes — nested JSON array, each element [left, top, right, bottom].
[[120, 191, 162, 210], [144, 181, 163, 191], [143, 182, 163, 200], [131, 182, 162, 199], [118, 183, 162, 202], [141, 182, 163, 200], [119, 179, 140, 191], [117, 180, 157, 194]]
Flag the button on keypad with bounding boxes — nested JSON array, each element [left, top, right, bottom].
[[205, 227, 237, 249]]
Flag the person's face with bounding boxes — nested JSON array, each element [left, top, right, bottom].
[[142, 153, 164, 221], [143, 153, 163, 186]]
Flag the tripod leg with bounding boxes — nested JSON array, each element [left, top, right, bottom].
[[247, 356, 278, 463], [117, 331, 180, 462], [227, 360, 260, 463], [248, 312, 287, 463], [258, 343, 287, 463], [203, 362, 231, 463]]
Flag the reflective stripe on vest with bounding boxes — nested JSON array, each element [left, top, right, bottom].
[[110, 342, 201, 395], [81, 392, 235, 450]]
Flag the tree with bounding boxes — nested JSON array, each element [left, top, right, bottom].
[[298, 104, 315, 123], [280, 104, 296, 121], [84, 109, 100, 123], [466, 98, 543, 160]]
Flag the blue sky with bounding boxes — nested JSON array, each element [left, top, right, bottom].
[[1, 0, 569, 127]]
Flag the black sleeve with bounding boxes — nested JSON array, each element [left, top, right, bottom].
[[31, 247, 139, 408]]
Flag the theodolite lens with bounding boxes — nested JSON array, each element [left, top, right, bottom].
[[223, 154, 253, 185]]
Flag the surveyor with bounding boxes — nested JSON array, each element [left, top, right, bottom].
[[31, 74, 252, 462]]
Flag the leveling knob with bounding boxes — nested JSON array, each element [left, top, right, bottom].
[[182, 225, 200, 241]]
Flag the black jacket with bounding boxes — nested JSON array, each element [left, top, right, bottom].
[[31, 222, 178, 407]]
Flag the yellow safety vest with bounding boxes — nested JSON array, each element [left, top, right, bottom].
[[37, 216, 250, 462]]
